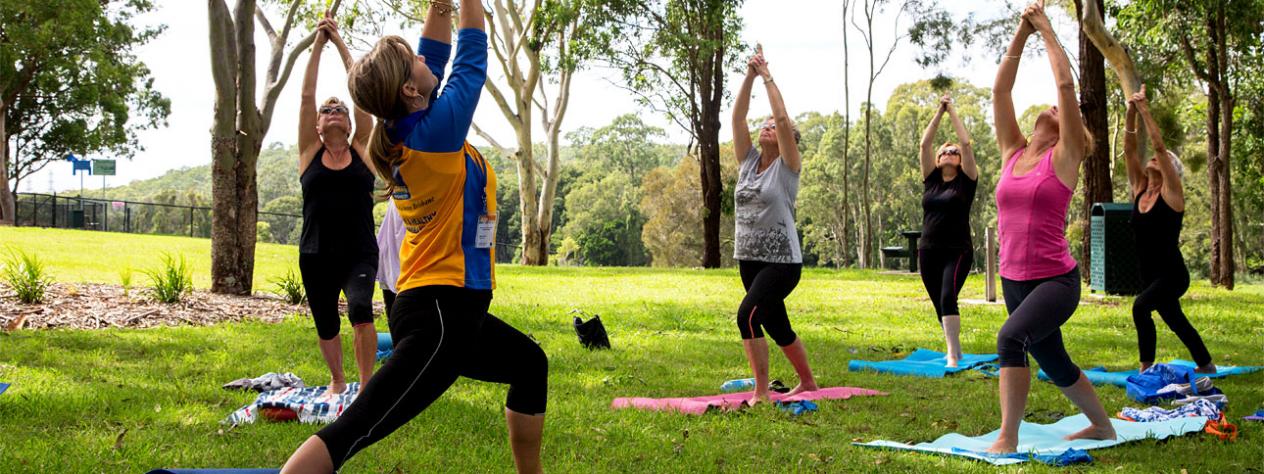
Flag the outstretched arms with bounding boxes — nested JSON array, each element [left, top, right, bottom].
[[1130, 85, 1185, 211], [1024, 2, 1086, 176], [945, 98, 978, 180], [733, 54, 758, 163], [920, 97, 947, 179], [993, 12, 1035, 160], [317, 14, 373, 161], [297, 14, 328, 174], [753, 48, 801, 173]]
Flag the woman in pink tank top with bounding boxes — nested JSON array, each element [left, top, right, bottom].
[[986, 1, 1115, 454]]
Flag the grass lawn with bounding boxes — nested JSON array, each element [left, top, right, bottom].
[[1, 227, 1262, 472]]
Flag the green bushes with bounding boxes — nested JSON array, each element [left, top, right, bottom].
[[2, 249, 53, 304]]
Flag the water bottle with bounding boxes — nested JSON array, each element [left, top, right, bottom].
[[720, 378, 756, 392]]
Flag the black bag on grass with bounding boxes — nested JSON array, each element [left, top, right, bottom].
[[573, 314, 611, 350]]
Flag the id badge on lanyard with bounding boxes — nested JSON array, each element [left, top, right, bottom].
[[473, 159, 496, 249]]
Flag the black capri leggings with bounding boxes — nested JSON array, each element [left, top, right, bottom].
[[998, 267, 1082, 387], [299, 252, 377, 340], [315, 285, 548, 471], [737, 260, 802, 347], [1133, 270, 1212, 366], [918, 247, 973, 320]]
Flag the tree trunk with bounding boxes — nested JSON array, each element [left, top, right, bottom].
[[861, 103, 873, 269], [210, 137, 260, 294], [1204, 7, 1234, 289], [840, 1, 852, 268], [699, 130, 723, 268], [1076, 0, 1112, 280], [0, 100, 13, 226], [517, 145, 545, 265]]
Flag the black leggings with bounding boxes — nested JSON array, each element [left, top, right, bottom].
[[998, 267, 1082, 387], [382, 288, 396, 319], [918, 247, 973, 320], [316, 286, 548, 470], [299, 252, 377, 340], [737, 260, 802, 347], [1133, 270, 1212, 366]]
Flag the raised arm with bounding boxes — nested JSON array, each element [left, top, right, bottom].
[[1123, 96, 1144, 197], [297, 22, 328, 175], [1133, 86, 1185, 210], [458, 0, 484, 31], [945, 99, 978, 180], [319, 14, 373, 162], [993, 16, 1035, 161], [423, 1, 454, 44], [732, 54, 758, 163], [1025, 2, 1086, 178], [920, 97, 947, 179], [753, 52, 800, 173], [408, 0, 487, 152]]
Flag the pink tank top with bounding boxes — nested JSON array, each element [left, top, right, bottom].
[[995, 147, 1078, 281]]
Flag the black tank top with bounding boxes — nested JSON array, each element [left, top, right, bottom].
[[920, 168, 977, 250], [1131, 192, 1186, 277], [299, 147, 378, 255]]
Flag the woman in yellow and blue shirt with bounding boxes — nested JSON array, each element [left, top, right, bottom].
[[281, 2, 547, 472]]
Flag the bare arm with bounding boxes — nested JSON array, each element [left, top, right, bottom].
[[756, 57, 800, 173], [732, 61, 757, 163], [321, 16, 373, 162], [920, 102, 946, 179], [1122, 100, 1144, 197], [946, 101, 978, 180], [1134, 90, 1185, 211], [458, 0, 484, 31], [297, 28, 326, 175], [993, 20, 1033, 161], [1026, 3, 1086, 185], [423, 1, 453, 43]]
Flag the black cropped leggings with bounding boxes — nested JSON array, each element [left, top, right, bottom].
[[315, 286, 548, 470], [998, 267, 1082, 388], [736, 260, 802, 347], [918, 247, 973, 320], [299, 252, 377, 340], [1133, 269, 1212, 366]]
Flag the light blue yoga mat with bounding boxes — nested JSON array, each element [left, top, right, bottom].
[[848, 349, 998, 378], [377, 332, 393, 361], [855, 414, 1208, 466], [1038, 360, 1262, 387], [146, 470, 278, 474]]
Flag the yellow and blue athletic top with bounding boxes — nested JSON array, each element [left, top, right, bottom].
[[387, 29, 495, 292]]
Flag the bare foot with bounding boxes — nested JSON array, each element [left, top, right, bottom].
[[328, 381, 348, 394], [985, 437, 1017, 454], [1064, 423, 1116, 442], [1139, 361, 1154, 372], [1195, 363, 1218, 374], [746, 391, 771, 407], [785, 382, 819, 397], [945, 357, 960, 369]]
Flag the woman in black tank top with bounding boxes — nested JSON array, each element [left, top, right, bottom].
[[916, 94, 979, 368], [1124, 86, 1215, 374], [296, 14, 382, 394]]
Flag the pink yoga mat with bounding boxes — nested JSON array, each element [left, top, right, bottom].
[[611, 386, 886, 415]]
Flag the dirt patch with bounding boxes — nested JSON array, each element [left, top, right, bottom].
[[0, 283, 376, 331]]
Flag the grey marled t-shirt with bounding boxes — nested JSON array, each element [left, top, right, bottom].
[[733, 147, 802, 263]]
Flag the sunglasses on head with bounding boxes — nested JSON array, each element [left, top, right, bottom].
[[319, 105, 348, 115]]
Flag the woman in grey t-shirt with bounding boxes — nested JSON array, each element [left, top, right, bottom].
[[730, 46, 818, 405]]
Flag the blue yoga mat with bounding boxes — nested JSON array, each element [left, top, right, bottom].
[[146, 470, 278, 474], [848, 349, 998, 378], [1038, 360, 1262, 387], [855, 414, 1208, 466], [377, 332, 393, 361], [0, 382, 9, 396]]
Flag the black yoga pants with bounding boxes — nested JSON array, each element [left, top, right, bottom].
[[1133, 270, 1212, 366], [737, 260, 802, 347], [315, 285, 548, 471], [998, 267, 1083, 387], [299, 252, 378, 340], [918, 247, 973, 320]]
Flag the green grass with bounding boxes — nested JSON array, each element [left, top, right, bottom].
[[1, 227, 1262, 472]]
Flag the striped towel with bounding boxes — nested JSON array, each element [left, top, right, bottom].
[[222, 383, 359, 426]]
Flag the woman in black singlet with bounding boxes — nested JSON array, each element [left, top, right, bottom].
[[1124, 85, 1215, 374], [296, 13, 380, 394], [916, 94, 978, 368]]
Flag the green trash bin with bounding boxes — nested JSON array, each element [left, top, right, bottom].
[[70, 209, 85, 229], [1090, 203, 1143, 295]]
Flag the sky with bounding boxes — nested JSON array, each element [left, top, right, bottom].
[[23, 0, 1080, 194]]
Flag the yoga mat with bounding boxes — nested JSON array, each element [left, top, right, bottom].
[[377, 332, 393, 361], [612, 386, 886, 415], [146, 470, 278, 474], [847, 349, 998, 378], [1038, 360, 1263, 387], [1245, 410, 1264, 422], [0, 382, 9, 396], [855, 414, 1208, 466]]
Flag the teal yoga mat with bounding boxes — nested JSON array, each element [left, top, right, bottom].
[[1038, 360, 1262, 387], [848, 349, 998, 378], [855, 414, 1208, 466]]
